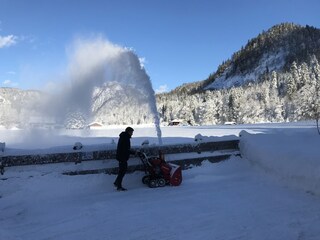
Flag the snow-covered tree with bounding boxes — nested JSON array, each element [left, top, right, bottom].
[[64, 111, 87, 129]]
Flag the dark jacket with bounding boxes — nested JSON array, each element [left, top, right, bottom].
[[116, 131, 134, 161]]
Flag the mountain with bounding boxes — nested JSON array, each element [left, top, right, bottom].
[[0, 88, 43, 128], [205, 23, 320, 90], [92, 81, 157, 125], [156, 23, 320, 125], [163, 23, 320, 94], [0, 82, 157, 128]]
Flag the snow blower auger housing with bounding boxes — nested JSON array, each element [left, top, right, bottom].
[[138, 151, 182, 188]]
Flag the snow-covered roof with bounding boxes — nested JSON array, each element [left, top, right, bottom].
[[88, 122, 104, 126], [169, 119, 183, 123]]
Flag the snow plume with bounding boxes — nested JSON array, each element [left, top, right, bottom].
[[43, 36, 162, 144]]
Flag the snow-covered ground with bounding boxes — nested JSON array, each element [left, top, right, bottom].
[[1, 122, 320, 240]]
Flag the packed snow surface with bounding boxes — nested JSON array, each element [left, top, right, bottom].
[[1, 122, 320, 240]]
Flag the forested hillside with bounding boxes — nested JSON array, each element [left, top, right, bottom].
[[157, 57, 320, 125], [157, 23, 320, 125]]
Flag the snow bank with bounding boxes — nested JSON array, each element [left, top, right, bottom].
[[194, 133, 238, 142], [239, 129, 320, 195]]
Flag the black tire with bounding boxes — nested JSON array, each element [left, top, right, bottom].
[[157, 178, 166, 187], [148, 179, 158, 188], [142, 175, 150, 185]]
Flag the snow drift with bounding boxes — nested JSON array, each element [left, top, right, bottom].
[[239, 129, 320, 195]]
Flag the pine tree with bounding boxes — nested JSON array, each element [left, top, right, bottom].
[[290, 61, 301, 89], [299, 62, 310, 87], [64, 110, 87, 129], [286, 63, 298, 99], [310, 55, 320, 131], [270, 71, 278, 90]]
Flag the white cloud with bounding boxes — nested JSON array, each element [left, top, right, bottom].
[[3, 79, 18, 87], [155, 84, 168, 94], [0, 35, 18, 48]]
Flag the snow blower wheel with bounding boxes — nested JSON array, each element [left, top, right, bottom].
[[148, 179, 158, 188], [142, 175, 150, 185], [157, 178, 166, 187]]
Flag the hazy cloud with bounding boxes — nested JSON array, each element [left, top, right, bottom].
[[3, 79, 11, 85], [155, 84, 168, 94], [20, 35, 37, 44], [3, 79, 18, 87], [0, 34, 17, 48]]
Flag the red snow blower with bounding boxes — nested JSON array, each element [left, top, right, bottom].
[[137, 151, 182, 188]]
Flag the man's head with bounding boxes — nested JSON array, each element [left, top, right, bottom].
[[125, 126, 134, 137]]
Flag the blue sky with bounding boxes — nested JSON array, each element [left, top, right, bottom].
[[0, 0, 320, 92]]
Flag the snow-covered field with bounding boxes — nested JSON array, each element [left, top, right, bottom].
[[1, 122, 320, 240]]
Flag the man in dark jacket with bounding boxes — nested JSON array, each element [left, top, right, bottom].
[[113, 127, 135, 191]]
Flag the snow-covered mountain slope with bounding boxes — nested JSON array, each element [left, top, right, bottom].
[[92, 81, 156, 125], [206, 49, 287, 89], [163, 23, 320, 93], [0, 88, 42, 128], [0, 81, 157, 128], [156, 23, 320, 125]]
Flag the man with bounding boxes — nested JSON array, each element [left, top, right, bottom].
[[113, 127, 135, 191]]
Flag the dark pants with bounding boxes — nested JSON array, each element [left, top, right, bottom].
[[114, 161, 128, 187]]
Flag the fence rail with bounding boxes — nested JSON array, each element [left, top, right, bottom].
[[0, 140, 240, 175]]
